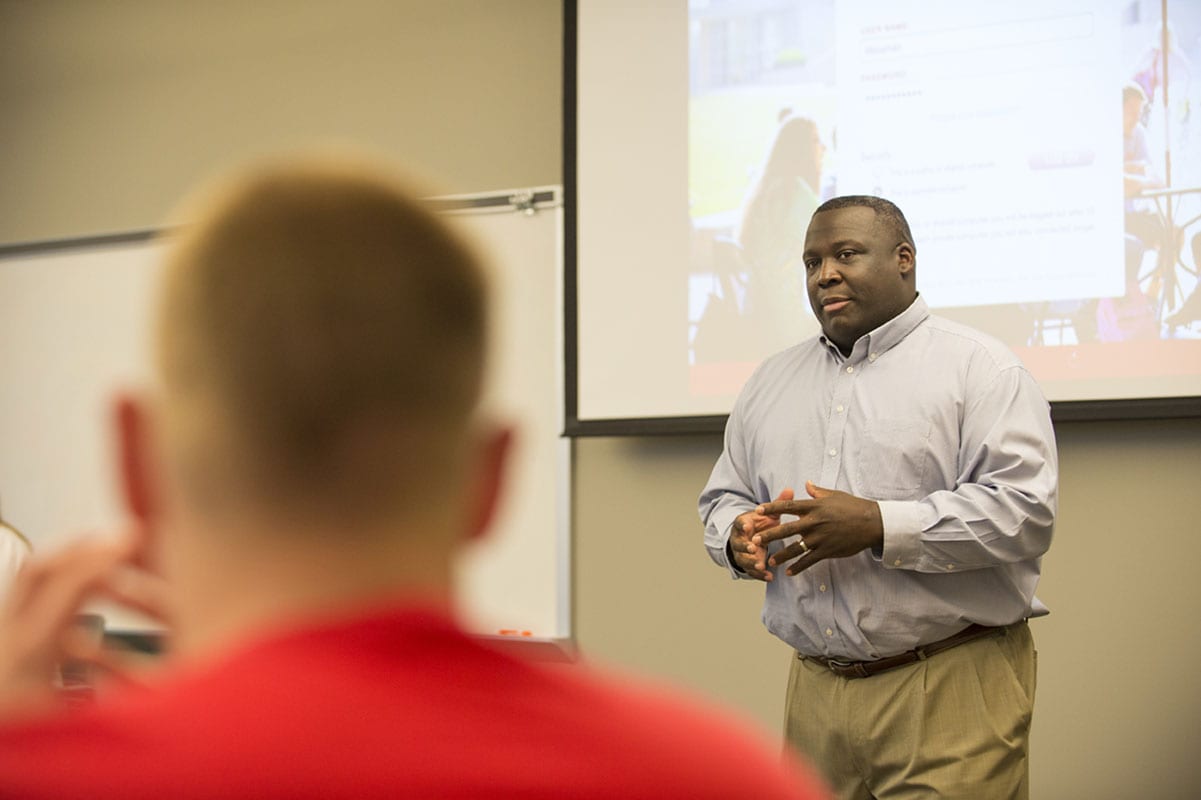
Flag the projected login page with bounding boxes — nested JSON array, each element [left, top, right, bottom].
[[834, 0, 1122, 307]]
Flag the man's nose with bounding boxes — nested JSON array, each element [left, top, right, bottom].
[[816, 259, 840, 286]]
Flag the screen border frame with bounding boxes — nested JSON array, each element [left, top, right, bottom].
[[561, 0, 1201, 437]]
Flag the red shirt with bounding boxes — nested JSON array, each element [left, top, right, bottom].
[[0, 605, 827, 799]]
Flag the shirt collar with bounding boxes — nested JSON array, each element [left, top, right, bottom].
[[819, 294, 929, 362]]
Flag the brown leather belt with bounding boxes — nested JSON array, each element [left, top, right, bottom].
[[802, 623, 1012, 679]]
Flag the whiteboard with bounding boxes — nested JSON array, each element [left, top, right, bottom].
[[0, 187, 569, 642]]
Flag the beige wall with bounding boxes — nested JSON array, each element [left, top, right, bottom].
[[0, 0, 561, 242], [574, 422, 1201, 800], [4, 2, 1201, 797]]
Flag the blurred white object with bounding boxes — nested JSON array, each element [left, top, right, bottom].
[[0, 511, 32, 604]]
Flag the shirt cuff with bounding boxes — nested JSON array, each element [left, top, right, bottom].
[[878, 500, 924, 570], [710, 508, 752, 580]]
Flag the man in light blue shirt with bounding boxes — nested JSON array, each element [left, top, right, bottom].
[[699, 196, 1057, 799]]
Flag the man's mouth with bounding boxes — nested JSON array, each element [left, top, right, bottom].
[[821, 297, 851, 313]]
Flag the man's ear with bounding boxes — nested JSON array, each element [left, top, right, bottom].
[[114, 393, 156, 525], [896, 242, 916, 278], [465, 425, 515, 542]]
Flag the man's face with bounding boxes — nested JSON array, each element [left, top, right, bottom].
[[802, 206, 915, 354]]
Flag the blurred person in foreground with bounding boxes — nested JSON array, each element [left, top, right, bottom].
[[701, 196, 1057, 799], [0, 158, 827, 799]]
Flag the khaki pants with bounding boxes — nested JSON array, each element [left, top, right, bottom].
[[784, 623, 1036, 800]]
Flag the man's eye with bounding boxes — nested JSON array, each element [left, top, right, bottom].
[[837, 250, 855, 260], [804, 260, 819, 271]]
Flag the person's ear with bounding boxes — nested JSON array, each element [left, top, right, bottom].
[[896, 242, 916, 278], [464, 424, 515, 542], [114, 393, 157, 526], [114, 393, 163, 569]]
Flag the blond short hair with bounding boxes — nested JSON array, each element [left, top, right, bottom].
[[156, 159, 488, 523]]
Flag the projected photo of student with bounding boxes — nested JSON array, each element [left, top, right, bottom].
[[1118, 11, 1201, 336], [692, 113, 830, 365], [1098, 82, 1164, 342], [734, 114, 827, 354]]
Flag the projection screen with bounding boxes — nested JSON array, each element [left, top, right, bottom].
[[569, 0, 1201, 432]]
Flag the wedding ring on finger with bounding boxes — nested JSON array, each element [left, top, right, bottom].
[[798, 536, 811, 555]]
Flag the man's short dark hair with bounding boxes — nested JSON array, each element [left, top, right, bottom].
[[813, 195, 915, 248]]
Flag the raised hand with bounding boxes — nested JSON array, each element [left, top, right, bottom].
[[0, 529, 168, 719]]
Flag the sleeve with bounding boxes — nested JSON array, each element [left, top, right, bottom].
[[698, 392, 760, 580], [877, 364, 1057, 573]]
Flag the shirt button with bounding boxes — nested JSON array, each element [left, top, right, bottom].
[[869, 353, 878, 362], [828, 448, 837, 456], [846, 366, 854, 373], [819, 584, 827, 592], [836, 404, 845, 413], [825, 628, 833, 637], [945, 564, 955, 571], [894, 558, 902, 566]]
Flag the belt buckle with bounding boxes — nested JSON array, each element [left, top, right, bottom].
[[825, 658, 853, 672]]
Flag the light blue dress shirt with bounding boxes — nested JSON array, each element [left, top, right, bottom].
[[699, 296, 1057, 661]]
